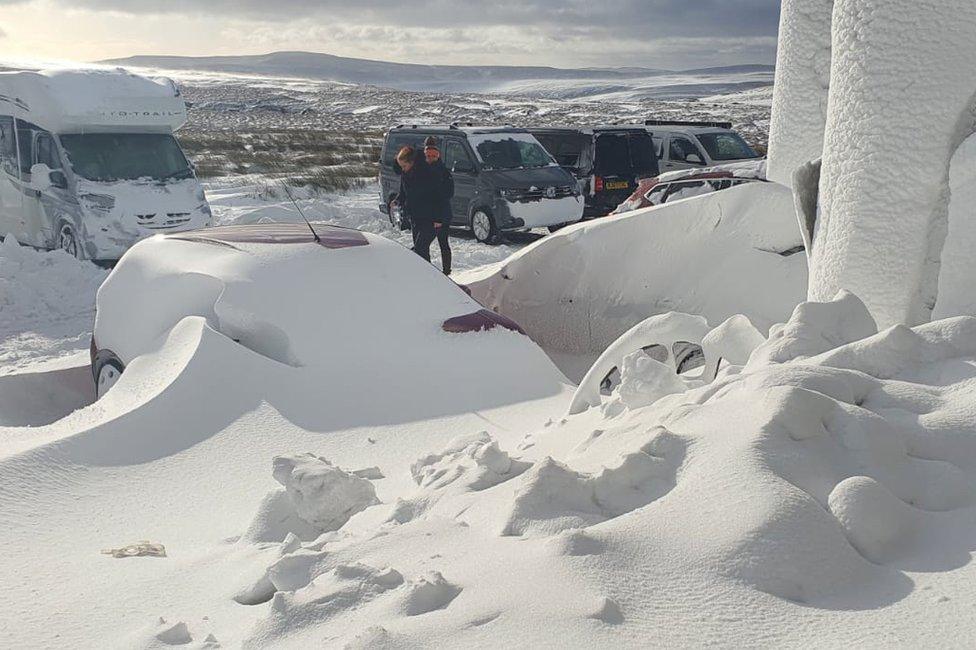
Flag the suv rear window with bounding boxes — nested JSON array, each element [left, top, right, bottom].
[[696, 132, 759, 161], [594, 132, 658, 177]]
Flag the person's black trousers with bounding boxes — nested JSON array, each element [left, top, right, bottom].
[[411, 220, 452, 275]]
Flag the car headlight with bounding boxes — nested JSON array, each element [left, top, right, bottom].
[[80, 193, 115, 213]]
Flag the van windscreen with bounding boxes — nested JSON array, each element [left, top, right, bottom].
[[60, 133, 192, 182]]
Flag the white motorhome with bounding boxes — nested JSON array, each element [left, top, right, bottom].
[[0, 67, 212, 262]]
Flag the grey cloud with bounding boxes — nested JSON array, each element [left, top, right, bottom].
[[33, 0, 781, 40]]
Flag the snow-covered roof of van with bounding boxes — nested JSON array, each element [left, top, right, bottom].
[[0, 67, 186, 134]]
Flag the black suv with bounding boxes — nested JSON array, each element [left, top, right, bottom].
[[528, 126, 659, 218], [379, 124, 584, 243]]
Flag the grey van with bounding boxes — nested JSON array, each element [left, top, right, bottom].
[[379, 124, 584, 243]]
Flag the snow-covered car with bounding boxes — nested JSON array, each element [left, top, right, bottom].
[[90, 222, 550, 398], [644, 120, 762, 172], [611, 162, 766, 215], [0, 68, 212, 263], [379, 125, 584, 243]]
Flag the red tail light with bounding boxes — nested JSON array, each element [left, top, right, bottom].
[[594, 176, 604, 193]]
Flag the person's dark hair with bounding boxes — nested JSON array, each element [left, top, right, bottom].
[[396, 145, 416, 167], [423, 136, 438, 149]]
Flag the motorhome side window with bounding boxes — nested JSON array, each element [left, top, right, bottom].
[[35, 133, 62, 169], [16, 119, 38, 179], [0, 116, 15, 175]]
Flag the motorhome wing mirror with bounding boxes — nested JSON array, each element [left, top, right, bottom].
[[29, 164, 53, 191], [686, 153, 704, 165]]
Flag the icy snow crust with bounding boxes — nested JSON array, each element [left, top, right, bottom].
[[811, 0, 976, 327], [765, 0, 832, 188]]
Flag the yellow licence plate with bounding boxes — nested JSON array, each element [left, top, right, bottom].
[[605, 181, 629, 190]]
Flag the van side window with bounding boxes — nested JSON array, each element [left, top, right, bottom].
[[384, 134, 423, 167], [35, 133, 62, 170], [0, 116, 15, 176], [443, 140, 473, 171]]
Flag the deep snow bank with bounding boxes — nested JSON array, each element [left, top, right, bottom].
[[460, 182, 806, 364], [0, 235, 108, 374], [765, 0, 833, 188], [811, 0, 976, 327], [227, 291, 976, 646]]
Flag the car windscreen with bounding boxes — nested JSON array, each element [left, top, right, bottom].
[[594, 132, 658, 177], [695, 132, 759, 161], [60, 133, 193, 182], [471, 135, 555, 170], [531, 132, 590, 172]]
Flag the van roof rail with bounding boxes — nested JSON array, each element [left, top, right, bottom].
[[644, 119, 733, 129], [391, 123, 460, 130]]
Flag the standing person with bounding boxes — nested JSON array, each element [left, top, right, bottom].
[[422, 136, 454, 275], [395, 145, 439, 266]]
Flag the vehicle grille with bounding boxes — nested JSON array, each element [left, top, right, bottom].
[[137, 212, 193, 230], [512, 185, 575, 201]]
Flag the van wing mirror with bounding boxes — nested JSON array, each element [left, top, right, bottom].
[[29, 163, 53, 191], [686, 153, 704, 165], [452, 160, 475, 174]]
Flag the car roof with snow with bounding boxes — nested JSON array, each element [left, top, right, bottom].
[[0, 67, 186, 133]]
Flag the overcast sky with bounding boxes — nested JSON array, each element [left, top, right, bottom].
[[0, 0, 780, 69]]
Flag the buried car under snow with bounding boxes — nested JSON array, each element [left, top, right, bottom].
[[90, 222, 566, 400], [0, 68, 211, 263], [611, 160, 767, 215]]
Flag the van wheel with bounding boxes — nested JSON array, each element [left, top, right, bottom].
[[58, 223, 81, 259], [471, 210, 497, 244]]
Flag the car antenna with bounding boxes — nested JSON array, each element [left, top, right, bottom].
[[280, 182, 321, 243]]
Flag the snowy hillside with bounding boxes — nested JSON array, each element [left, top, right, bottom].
[[102, 52, 773, 101]]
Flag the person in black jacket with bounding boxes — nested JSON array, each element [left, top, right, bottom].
[[395, 139, 454, 275], [422, 137, 454, 275]]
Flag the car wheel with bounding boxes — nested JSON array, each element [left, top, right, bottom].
[[96, 359, 123, 399], [471, 209, 497, 244], [58, 222, 81, 259]]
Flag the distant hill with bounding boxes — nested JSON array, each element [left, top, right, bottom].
[[101, 51, 774, 101]]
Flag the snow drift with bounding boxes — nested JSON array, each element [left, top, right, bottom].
[[219, 292, 976, 646]]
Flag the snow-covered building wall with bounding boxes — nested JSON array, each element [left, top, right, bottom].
[[765, 0, 833, 188], [808, 0, 976, 328]]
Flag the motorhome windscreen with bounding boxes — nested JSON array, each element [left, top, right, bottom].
[[695, 132, 759, 161], [59, 133, 192, 182], [473, 137, 554, 170]]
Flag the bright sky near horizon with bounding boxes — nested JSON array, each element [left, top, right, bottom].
[[0, 0, 780, 69]]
